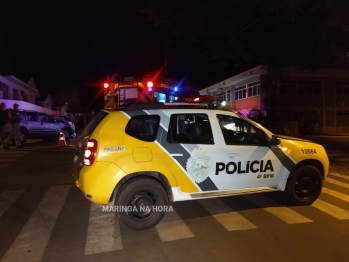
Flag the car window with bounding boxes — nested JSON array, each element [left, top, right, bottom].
[[25, 112, 38, 121], [216, 114, 267, 145], [125, 115, 160, 142], [39, 113, 55, 123], [167, 113, 214, 144]]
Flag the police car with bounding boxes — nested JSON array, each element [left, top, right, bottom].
[[73, 102, 329, 230]]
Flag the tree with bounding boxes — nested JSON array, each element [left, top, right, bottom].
[[138, 0, 349, 69]]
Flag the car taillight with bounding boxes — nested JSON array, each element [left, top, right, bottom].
[[194, 97, 200, 101], [84, 139, 98, 166]]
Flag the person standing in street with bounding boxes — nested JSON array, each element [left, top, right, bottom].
[[6, 103, 23, 148], [0, 102, 10, 149]]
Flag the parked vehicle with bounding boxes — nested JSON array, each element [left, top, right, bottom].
[[51, 116, 76, 140], [8, 110, 62, 146]]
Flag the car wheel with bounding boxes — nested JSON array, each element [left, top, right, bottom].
[[114, 177, 168, 231], [286, 165, 323, 205], [19, 128, 27, 146]]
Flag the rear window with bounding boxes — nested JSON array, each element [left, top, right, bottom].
[[125, 115, 160, 142], [79, 111, 109, 138]]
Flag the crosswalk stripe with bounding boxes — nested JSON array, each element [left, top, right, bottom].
[[329, 173, 349, 181], [2, 185, 71, 262], [326, 178, 349, 189], [0, 190, 25, 217], [155, 209, 195, 242], [312, 199, 349, 220], [322, 187, 349, 203], [244, 194, 313, 224], [85, 203, 123, 255], [198, 198, 257, 231]]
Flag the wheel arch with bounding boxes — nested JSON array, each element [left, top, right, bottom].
[[290, 159, 325, 180], [109, 171, 173, 203]]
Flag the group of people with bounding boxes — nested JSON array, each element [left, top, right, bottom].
[[0, 102, 23, 150]]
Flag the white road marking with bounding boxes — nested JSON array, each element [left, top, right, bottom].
[[2, 185, 70, 262], [326, 178, 349, 189], [328, 173, 349, 181], [322, 187, 349, 203], [244, 194, 313, 224], [198, 198, 256, 231], [312, 199, 349, 220], [85, 203, 123, 255], [0, 190, 25, 217], [155, 208, 195, 242]]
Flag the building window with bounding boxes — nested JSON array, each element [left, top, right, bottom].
[[280, 81, 321, 95], [247, 81, 260, 97], [336, 83, 349, 95], [13, 88, 19, 100], [217, 91, 226, 102], [226, 90, 231, 101], [0, 82, 9, 99], [235, 85, 247, 100]]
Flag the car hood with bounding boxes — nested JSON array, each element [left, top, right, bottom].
[[274, 134, 312, 142]]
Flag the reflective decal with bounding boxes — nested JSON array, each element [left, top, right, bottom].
[[186, 147, 213, 183], [215, 160, 274, 175], [103, 146, 125, 152], [301, 149, 317, 154]]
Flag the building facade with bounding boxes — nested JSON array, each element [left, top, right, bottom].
[[200, 65, 349, 133], [0, 74, 59, 114]]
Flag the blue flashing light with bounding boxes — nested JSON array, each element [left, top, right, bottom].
[[174, 86, 178, 92]]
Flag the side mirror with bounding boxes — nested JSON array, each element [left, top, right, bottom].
[[270, 135, 281, 146]]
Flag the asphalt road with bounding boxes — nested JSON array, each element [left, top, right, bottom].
[[0, 136, 348, 262]]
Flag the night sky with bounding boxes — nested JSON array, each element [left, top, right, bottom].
[[1, 0, 237, 110], [2, 1, 348, 111]]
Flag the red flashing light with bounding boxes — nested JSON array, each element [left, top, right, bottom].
[[147, 81, 153, 88], [104, 83, 109, 89], [84, 139, 98, 166]]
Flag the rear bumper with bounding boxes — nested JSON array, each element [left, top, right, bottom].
[[73, 161, 127, 205]]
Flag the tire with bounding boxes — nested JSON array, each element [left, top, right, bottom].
[[286, 165, 323, 205], [114, 177, 169, 231], [19, 128, 27, 146]]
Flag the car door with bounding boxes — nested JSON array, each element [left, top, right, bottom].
[[39, 113, 61, 135], [22, 111, 42, 136], [215, 113, 285, 190], [162, 110, 225, 192]]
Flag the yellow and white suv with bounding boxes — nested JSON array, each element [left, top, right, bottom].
[[73, 102, 329, 230]]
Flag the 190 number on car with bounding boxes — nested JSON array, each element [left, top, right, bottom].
[[301, 149, 317, 154]]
